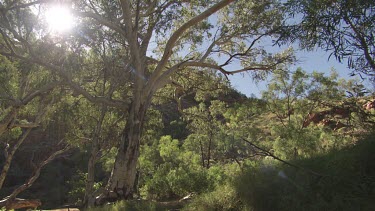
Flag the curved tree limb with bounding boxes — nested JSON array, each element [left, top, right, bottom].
[[0, 144, 71, 210], [146, 0, 236, 96]]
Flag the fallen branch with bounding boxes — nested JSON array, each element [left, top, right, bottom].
[[241, 138, 325, 177], [0, 198, 41, 210]]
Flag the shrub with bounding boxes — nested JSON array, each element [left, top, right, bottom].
[[186, 135, 375, 211], [183, 183, 242, 211]]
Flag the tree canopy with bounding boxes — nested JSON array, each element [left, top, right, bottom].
[[0, 0, 374, 210], [280, 0, 375, 79]]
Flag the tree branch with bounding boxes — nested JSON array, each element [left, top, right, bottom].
[[75, 11, 127, 39], [6, 144, 71, 201], [0, 128, 32, 189], [1, 0, 47, 11], [343, 15, 375, 72], [220, 32, 271, 67], [119, 0, 146, 100], [20, 82, 60, 105], [146, 0, 235, 95], [241, 138, 325, 177], [0, 50, 128, 109]]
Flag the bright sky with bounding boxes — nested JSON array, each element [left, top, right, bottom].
[[228, 48, 372, 98]]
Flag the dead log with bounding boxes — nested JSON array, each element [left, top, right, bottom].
[[0, 198, 41, 210]]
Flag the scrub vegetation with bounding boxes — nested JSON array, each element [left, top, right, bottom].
[[0, 0, 374, 210]]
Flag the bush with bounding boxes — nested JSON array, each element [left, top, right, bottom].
[[139, 136, 211, 200], [85, 200, 159, 211], [186, 135, 375, 211], [183, 183, 242, 211]]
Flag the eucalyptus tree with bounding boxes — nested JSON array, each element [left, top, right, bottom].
[[280, 0, 375, 79], [0, 56, 58, 137], [184, 102, 221, 169], [53, 94, 125, 207], [0, 0, 294, 202], [261, 68, 325, 158], [0, 55, 60, 189], [0, 55, 70, 209], [221, 98, 267, 162], [261, 68, 373, 158], [261, 68, 361, 128], [262, 68, 310, 127], [67, 34, 128, 207]]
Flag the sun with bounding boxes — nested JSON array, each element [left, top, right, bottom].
[[45, 5, 74, 33]]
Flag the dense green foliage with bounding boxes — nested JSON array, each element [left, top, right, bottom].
[[0, 0, 375, 210], [1, 63, 375, 210], [186, 135, 375, 211]]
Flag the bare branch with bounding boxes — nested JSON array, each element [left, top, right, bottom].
[[220, 32, 271, 67], [343, 15, 375, 71], [199, 37, 220, 63], [241, 138, 325, 177], [65, 80, 128, 109], [6, 144, 71, 201], [21, 82, 60, 105], [151, 58, 284, 95]]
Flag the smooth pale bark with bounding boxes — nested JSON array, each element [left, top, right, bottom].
[[84, 107, 107, 208], [0, 0, 241, 205], [96, 102, 147, 204], [94, 1, 236, 203]]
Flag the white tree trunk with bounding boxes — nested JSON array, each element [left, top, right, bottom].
[[96, 102, 147, 204]]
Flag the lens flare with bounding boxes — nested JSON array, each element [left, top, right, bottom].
[[45, 6, 73, 33]]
